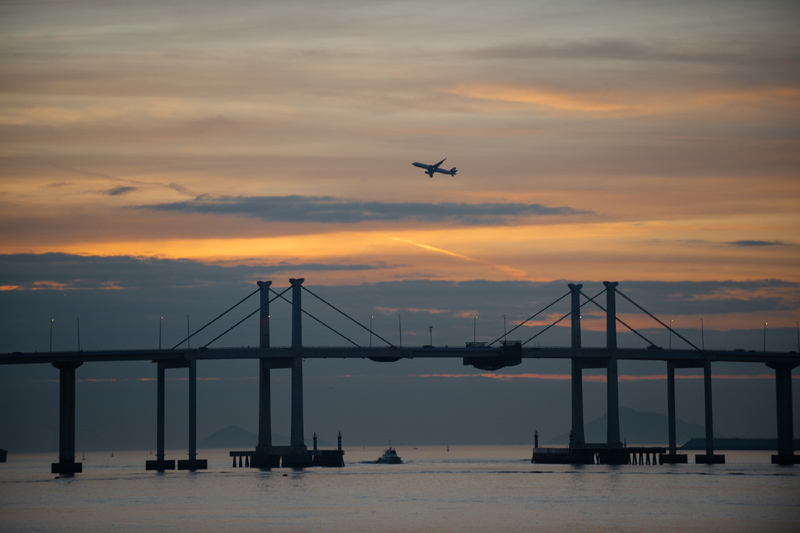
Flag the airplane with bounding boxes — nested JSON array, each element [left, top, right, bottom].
[[412, 158, 457, 178]]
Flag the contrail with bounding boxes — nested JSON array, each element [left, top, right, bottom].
[[390, 237, 528, 278]]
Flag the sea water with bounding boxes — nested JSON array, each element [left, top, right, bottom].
[[1, 446, 798, 531]]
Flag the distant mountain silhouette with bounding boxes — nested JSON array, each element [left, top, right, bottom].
[[199, 425, 333, 449], [547, 407, 724, 446], [199, 425, 258, 449]]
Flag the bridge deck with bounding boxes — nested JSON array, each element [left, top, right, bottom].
[[2, 346, 798, 366]]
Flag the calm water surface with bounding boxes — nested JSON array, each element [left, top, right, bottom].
[[1, 446, 798, 531]]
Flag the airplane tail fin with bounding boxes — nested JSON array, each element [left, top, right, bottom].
[[450, 167, 457, 176]]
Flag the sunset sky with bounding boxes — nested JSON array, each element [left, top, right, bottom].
[[1, 1, 798, 448]]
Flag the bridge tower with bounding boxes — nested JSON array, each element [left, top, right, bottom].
[[283, 278, 313, 467], [252, 280, 280, 468], [569, 284, 585, 448], [604, 282, 622, 448]]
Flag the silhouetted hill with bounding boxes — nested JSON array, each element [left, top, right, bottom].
[[199, 426, 258, 449], [547, 407, 724, 446], [199, 426, 332, 449]]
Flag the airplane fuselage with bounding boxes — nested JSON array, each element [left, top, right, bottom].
[[412, 159, 457, 177]]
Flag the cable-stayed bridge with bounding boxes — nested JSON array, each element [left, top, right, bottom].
[[2, 279, 798, 472]]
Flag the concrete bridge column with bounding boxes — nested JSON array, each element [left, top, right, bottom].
[[147, 361, 182, 471], [569, 283, 585, 447], [768, 362, 799, 464], [696, 361, 724, 464], [667, 362, 676, 454], [660, 361, 689, 464], [157, 363, 165, 461], [603, 282, 621, 447], [189, 358, 197, 459], [51, 361, 82, 474], [178, 357, 207, 470]]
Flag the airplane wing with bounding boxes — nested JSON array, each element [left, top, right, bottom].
[[432, 158, 446, 169]]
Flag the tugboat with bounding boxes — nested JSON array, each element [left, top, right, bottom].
[[376, 440, 403, 464]]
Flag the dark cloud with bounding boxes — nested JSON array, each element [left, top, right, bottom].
[[103, 186, 138, 196], [141, 195, 592, 225], [167, 182, 195, 196], [470, 38, 800, 68], [1, 254, 796, 353], [658, 239, 794, 249], [616, 279, 799, 316], [0, 253, 381, 291], [46, 162, 197, 197], [725, 240, 792, 247]]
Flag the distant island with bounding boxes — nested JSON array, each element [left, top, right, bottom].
[[547, 407, 722, 446]]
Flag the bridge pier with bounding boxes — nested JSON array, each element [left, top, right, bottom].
[[696, 361, 725, 464], [51, 361, 83, 475], [660, 362, 688, 464], [768, 362, 800, 464], [177, 357, 207, 470], [146, 361, 178, 471]]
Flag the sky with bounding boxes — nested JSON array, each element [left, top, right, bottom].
[[1, 0, 799, 452]]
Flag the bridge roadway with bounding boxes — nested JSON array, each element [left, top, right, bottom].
[[1, 279, 797, 472], [2, 345, 798, 365]]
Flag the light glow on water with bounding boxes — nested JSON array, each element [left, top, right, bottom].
[[1, 447, 798, 531]]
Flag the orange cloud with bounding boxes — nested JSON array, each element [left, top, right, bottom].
[[448, 84, 800, 115], [449, 84, 629, 112]]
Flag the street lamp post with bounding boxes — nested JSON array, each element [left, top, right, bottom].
[[669, 319, 673, 350], [473, 316, 477, 344], [701, 318, 704, 352], [763, 322, 768, 353]]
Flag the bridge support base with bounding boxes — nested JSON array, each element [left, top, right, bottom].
[[281, 452, 314, 468], [312, 449, 345, 467], [51, 459, 82, 475], [771, 454, 800, 465], [659, 453, 688, 464], [251, 453, 281, 468], [145, 459, 176, 471], [177, 459, 208, 470], [695, 453, 725, 464]]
